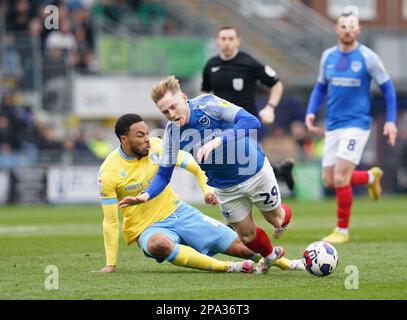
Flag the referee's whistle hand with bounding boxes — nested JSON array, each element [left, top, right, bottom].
[[259, 107, 275, 124]]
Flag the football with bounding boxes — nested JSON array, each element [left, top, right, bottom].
[[303, 241, 339, 277]]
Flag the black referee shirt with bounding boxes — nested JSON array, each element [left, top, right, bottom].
[[201, 51, 280, 116]]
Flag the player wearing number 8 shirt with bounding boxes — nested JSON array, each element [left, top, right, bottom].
[[305, 13, 398, 244]]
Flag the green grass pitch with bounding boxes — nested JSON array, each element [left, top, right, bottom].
[[0, 196, 406, 300]]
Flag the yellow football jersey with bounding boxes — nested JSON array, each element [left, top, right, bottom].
[[98, 137, 211, 266]]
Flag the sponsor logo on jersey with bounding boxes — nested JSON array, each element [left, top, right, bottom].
[[125, 182, 143, 191], [233, 78, 244, 91], [120, 170, 126, 177], [211, 66, 221, 72], [219, 100, 231, 108], [265, 65, 277, 77], [198, 115, 211, 127], [351, 61, 362, 73], [379, 61, 387, 72], [150, 152, 160, 165], [331, 77, 361, 87]]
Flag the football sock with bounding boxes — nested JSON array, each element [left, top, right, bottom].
[[335, 227, 349, 236], [250, 253, 262, 262], [335, 185, 353, 229], [280, 203, 292, 226], [245, 226, 274, 257], [264, 248, 278, 264], [351, 171, 369, 186], [168, 244, 230, 272], [368, 170, 375, 184]]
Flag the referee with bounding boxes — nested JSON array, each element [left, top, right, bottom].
[[201, 26, 294, 191]]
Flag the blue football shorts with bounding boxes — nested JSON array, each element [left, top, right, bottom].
[[138, 201, 238, 262]]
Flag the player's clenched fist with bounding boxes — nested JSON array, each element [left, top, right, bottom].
[[383, 122, 398, 147], [259, 106, 275, 124], [305, 113, 323, 135], [204, 192, 218, 206], [119, 193, 150, 208]]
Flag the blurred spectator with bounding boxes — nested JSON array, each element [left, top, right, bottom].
[[6, 0, 33, 33], [45, 19, 77, 56], [74, 129, 92, 152], [87, 128, 113, 159], [37, 125, 62, 150], [28, 17, 45, 48], [1, 34, 23, 90], [396, 111, 407, 191], [0, 113, 18, 152], [289, 120, 314, 162], [262, 127, 297, 165]]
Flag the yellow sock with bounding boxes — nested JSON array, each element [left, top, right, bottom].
[[169, 245, 230, 272]]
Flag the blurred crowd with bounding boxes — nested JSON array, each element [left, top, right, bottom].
[[0, 89, 116, 165], [0, 1, 406, 193], [0, 0, 153, 165]]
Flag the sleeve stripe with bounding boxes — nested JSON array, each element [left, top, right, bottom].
[[100, 198, 118, 205]]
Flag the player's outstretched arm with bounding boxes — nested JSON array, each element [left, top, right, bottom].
[[305, 82, 327, 134], [98, 201, 120, 272], [379, 80, 398, 147], [118, 192, 150, 208]]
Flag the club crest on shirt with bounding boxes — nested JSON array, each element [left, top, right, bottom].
[[233, 78, 244, 91], [199, 115, 211, 127], [222, 211, 230, 218], [351, 61, 362, 73], [150, 152, 160, 165]]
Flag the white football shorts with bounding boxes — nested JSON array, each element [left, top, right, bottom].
[[214, 158, 281, 224], [322, 127, 370, 167]]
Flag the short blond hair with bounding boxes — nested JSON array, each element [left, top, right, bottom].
[[150, 75, 181, 104]]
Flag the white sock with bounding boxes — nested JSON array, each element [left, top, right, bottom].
[[335, 227, 349, 236], [368, 170, 375, 184], [264, 249, 278, 263]]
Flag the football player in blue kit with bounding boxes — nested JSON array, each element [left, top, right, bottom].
[[119, 76, 300, 274], [305, 12, 398, 243]]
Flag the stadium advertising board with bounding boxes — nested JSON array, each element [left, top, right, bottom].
[[0, 171, 10, 204], [73, 76, 164, 119], [47, 166, 100, 204]]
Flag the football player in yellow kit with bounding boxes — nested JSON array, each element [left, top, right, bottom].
[[98, 114, 299, 273]]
